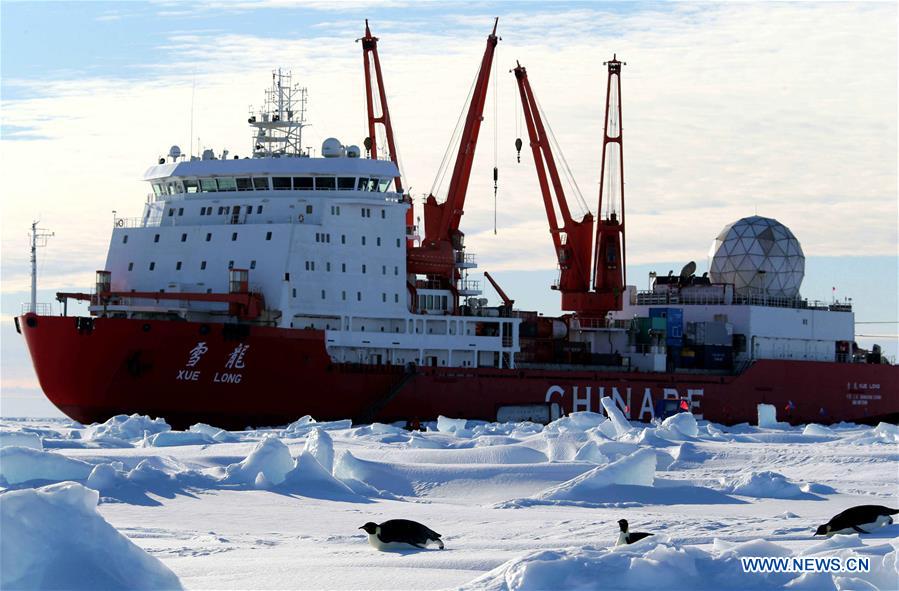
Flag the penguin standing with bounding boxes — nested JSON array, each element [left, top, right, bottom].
[[814, 505, 898, 536], [359, 519, 445, 550], [616, 519, 653, 545]]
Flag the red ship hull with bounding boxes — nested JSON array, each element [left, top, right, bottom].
[[17, 314, 898, 430]]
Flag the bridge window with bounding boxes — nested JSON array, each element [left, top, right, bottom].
[[231, 232, 238, 241], [154, 234, 160, 243], [257, 205, 263, 214], [265, 231, 272, 240], [293, 177, 313, 190], [253, 177, 269, 190], [337, 177, 355, 190], [236, 178, 252, 191], [178, 207, 184, 216], [200, 179, 217, 192], [176, 261, 182, 270], [217, 178, 237, 191], [273, 177, 291, 190], [168, 208, 174, 217], [379, 179, 392, 192], [200, 261, 207, 270], [184, 180, 199, 193], [314, 177, 335, 191]]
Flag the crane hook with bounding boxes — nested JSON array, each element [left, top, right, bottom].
[[514, 137, 522, 163]]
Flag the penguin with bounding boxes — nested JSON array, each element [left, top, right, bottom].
[[814, 505, 898, 536], [616, 519, 653, 545], [359, 519, 445, 550]]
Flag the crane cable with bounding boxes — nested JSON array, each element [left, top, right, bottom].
[[533, 93, 590, 218], [430, 66, 479, 200], [493, 41, 499, 234]]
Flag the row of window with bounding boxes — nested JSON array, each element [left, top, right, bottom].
[[130, 259, 258, 272], [197, 205, 264, 216], [126, 230, 401, 248], [303, 261, 400, 275], [290, 288, 401, 304], [125, 231, 275, 245], [152, 176, 393, 196]]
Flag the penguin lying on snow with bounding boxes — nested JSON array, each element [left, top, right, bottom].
[[814, 505, 898, 536], [360, 520, 445, 550], [617, 519, 653, 545]]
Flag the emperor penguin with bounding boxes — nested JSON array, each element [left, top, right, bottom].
[[359, 519, 445, 550], [616, 519, 653, 545], [814, 505, 898, 536]]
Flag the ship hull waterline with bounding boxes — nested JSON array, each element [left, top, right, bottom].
[[17, 314, 898, 430]]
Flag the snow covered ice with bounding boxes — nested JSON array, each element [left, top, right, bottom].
[[0, 412, 896, 590]]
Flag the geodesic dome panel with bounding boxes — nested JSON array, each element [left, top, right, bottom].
[[708, 216, 804, 298]]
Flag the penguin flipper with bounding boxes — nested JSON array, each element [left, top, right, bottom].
[[852, 525, 869, 534]]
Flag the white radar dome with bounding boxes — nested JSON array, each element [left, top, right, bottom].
[[708, 216, 804, 299], [322, 138, 345, 158], [346, 145, 361, 158]]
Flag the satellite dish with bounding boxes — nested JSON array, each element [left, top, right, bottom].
[[679, 261, 697, 279]]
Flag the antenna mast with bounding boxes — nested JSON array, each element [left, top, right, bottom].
[[29, 221, 54, 314], [249, 70, 308, 158]]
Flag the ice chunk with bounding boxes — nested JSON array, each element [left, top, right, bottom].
[[0, 482, 183, 590], [535, 447, 655, 501], [573, 441, 609, 464], [0, 429, 42, 450], [802, 424, 837, 437], [873, 422, 899, 443], [281, 451, 358, 499], [0, 446, 93, 485], [225, 436, 294, 486], [757, 404, 778, 427], [86, 463, 122, 491], [437, 415, 470, 436], [545, 411, 608, 433], [303, 428, 334, 473], [145, 430, 215, 447], [85, 414, 170, 441], [660, 412, 699, 438], [721, 470, 806, 499], [189, 423, 239, 443], [600, 396, 635, 437]]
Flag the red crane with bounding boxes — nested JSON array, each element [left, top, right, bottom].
[[360, 20, 403, 193], [512, 57, 626, 318], [360, 21, 415, 249], [407, 19, 500, 282]]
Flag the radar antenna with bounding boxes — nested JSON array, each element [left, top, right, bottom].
[[248, 69, 309, 157]]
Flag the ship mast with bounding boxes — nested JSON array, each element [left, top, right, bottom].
[[248, 70, 308, 158], [29, 221, 54, 314]]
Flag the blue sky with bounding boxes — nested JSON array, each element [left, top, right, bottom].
[[1, 1, 896, 416]]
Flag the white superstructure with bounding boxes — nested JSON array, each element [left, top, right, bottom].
[[99, 72, 520, 370]]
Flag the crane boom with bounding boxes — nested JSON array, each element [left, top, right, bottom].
[[512, 63, 594, 301], [360, 20, 403, 193], [407, 19, 500, 284], [592, 55, 626, 300], [512, 59, 627, 318]]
